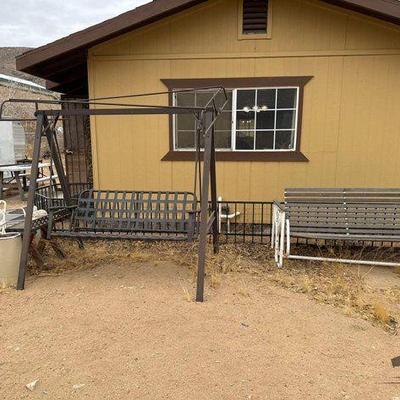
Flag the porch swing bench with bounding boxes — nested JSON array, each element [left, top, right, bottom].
[[51, 189, 199, 241], [272, 188, 400, 268]]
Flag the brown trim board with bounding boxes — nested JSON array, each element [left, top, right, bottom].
[[162, 151, 308, 162], [161, 76, 313, 162]]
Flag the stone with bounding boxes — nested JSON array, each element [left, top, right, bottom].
[[25, 379, 39, 391], [72, 383, 85, 390]]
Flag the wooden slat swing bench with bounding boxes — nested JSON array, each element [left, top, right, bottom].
[[0, 87, 229, 301], [272, 188, 400, 268]]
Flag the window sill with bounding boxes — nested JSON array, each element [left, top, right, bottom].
[[238, 33, 272, 40], [161, 151, 308, 162]]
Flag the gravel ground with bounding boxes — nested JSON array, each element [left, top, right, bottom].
[[0, 260, 399, 400]]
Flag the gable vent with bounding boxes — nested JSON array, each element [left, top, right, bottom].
[[242, 0, 268, 35]]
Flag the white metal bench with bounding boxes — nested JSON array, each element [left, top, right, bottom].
[[272, 188, 400, 268]]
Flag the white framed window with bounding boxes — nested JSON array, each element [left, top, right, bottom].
[[173, 86, 299, 152]]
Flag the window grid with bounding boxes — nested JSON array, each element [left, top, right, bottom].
[[173, 87, 299, 152], [173, 90, 234, 151], [234, 87, 299, 152]]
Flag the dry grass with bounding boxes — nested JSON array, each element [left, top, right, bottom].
[[181, 285, 192, 302], [31, 239, 400, 333], [373, 303, 391, 325]]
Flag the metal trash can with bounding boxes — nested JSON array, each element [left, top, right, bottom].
[[0, 232, 22, 288]]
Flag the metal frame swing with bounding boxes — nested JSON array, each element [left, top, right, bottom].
[[0, 87, 228, 302]]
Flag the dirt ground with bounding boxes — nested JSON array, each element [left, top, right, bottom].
[[1, 249, 400, 399]]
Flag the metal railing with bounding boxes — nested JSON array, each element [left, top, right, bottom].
[[214, 200, 273, 244]]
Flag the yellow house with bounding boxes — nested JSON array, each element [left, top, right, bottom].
[[17, 0, 400, 202]]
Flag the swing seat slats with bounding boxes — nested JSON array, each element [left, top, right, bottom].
[[56, 189, 199, 241]]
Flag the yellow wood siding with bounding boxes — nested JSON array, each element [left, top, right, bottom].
[[88, 0, 400, 201]]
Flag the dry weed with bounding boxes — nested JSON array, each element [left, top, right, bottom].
[[181, 286, 192, 302], [372, 303, 391, 325]]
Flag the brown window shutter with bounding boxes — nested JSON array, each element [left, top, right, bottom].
[[242, 0, 268, 35]]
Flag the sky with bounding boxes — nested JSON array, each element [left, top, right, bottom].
[[0, 0, 149, 47]]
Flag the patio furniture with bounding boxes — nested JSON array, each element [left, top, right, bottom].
[[272, 188, 400, 268], [0, 162, 53, 200], [53, 190, 200, 241], [1, 199, 64, 267]]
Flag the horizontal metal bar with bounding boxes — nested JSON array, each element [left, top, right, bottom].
[[7, 87, 226, 104], [52, 232, 192, 241], [36, 107, 212, 117], [285, 188, 400, 193], [0, 118, 38, 122], [287, 254, 400, 267]]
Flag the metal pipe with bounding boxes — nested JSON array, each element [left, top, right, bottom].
[[287, 255, 400, 267], [36, 107, 213, 117]]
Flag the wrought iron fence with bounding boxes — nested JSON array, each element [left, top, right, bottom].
[[212, 200, 273, 244]]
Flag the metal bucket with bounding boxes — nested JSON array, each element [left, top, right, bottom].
[[0, 232, 22, 288]]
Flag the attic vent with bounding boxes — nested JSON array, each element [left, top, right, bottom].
[[242, 0, 269, 35]]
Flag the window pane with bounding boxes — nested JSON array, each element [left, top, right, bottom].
[[214, 131, 231, 149], [276, 130, 295, 149], [176, 114, 195, 131], [236, 111, 255, 130], [255, 131, 274, 150], [276, 110, 296, 129], [196, 91, 213, 107], [277, 88, 297, 109], [257, 89, 276, 109], [215, 90, 232, 111], [176, 92, 195, 107], [237, 90, 256, 110], [176, 131, 195, 149], [236, 131, 254, 150], [256, 110, 275, 129], [215, 111, 232, 130]]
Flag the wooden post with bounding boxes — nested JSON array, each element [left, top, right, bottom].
[[17, 113, 44, 290]]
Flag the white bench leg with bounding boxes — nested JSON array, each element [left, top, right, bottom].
[[273, 209, 281, 264], [286, 219, 290, 257], [271, 206, 275, 249], [278, 213, 285, 268]]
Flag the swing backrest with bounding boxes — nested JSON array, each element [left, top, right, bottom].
[[71, 189, 198, 235]]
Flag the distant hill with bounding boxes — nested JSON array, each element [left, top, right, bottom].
[[0, 47, 45, 86]]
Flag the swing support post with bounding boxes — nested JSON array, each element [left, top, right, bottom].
[[17, 113, 44, 290], [196, 109, 218, 302]]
